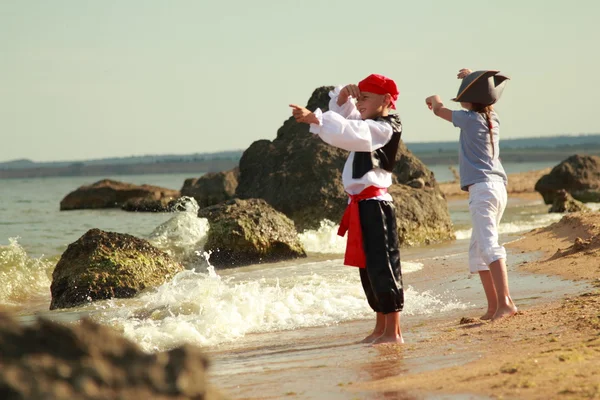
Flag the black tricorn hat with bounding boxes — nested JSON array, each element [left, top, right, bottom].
[[452, 70, 510, 105]]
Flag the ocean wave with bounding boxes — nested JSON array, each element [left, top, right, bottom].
[[0, 238, 54, 306], [298, 219, 346, 254], [147, 197, 210, 268], [92, 260, 466, 352], [455, 213, 565, 240]]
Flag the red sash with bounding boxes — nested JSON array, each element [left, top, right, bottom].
[[337, 186, 388, 268]]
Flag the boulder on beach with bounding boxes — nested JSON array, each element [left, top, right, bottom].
[[549, 189, 591, 214], [121, 196, 177, 212], [535, 155, 600, 204], [389, 185, 454, 246], [50, 229, 184, 310], [235, 86, 455, 245], [0, 313, 226, 400], [181, 168, 239, 208], [60, 179, 180, 211], [198, 198, 306, 268]]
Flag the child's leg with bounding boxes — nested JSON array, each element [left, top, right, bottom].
[[373, 311, 403, 344], [471, 183, 516, 320], [489, 258, 517, 320], [469, 211, 496, 318], [478, 270, 497, 320], [359, 200, 404, 345], [359, 268, 384, 342], [361, 312, 385, 343]]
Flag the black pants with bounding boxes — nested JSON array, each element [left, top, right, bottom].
[[358, 200, 404, 314]]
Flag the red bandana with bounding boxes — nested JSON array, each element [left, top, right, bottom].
[[358, 74, 399, 109]]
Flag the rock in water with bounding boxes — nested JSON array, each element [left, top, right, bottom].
[[235, 86, 454, 245], [549, 189, 591, 213], [198, 198, 306, 268], [181, 168, 239, 208], [50, 229, 184, 310], [60, 179, 180, 211], [121, 196, 176, 212], [535, 155, 600, 204], [0, 313, 226, 400]]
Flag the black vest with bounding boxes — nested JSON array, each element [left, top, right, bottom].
[[352, 114, 402, 179]]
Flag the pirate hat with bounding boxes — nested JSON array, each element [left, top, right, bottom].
[[452, 70, 509, 105]]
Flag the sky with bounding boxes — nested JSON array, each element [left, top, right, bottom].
[[1, 1, 598, 162]]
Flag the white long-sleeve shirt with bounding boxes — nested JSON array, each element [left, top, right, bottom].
[[309, 86, 394, 200]]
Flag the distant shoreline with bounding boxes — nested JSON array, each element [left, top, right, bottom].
[[0, 160, 238, 179], [2, 145, 599, 180]]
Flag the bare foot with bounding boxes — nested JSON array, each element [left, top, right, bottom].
[[480, 309, 495, 320], [372, 334, 404, 345], [492, 304, 518, 321], [360, 331, 384, 343]]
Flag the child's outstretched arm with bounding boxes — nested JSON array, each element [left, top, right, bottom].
[[289, 104, 392, 152], [425, 95, 453, 122]]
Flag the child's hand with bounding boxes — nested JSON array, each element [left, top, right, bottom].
[[457, 68, 472, 79], [289, 104, 320, 125], [338, 84, 360, 106], [425, 95, 441, 110]]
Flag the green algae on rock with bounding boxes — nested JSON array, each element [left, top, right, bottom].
[[50, 229, 184, 310], [198, 198, 306, 268]]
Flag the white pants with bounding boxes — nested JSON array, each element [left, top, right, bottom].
[[468, 181, 507, 273]]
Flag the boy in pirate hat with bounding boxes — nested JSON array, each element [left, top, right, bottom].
[[425, 69, 517, 321], [290, 73, 404, 344]]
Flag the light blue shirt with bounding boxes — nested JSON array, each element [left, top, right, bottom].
[[452, 110, 508, 191]]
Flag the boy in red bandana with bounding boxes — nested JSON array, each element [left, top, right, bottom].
[[290, 74, 404, 344]]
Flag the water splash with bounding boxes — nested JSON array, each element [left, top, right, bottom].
[[0, 238, 54, 306], [93, 260, 466, 352], [298, 220, 346, 254], [147, 197, 210, 268]]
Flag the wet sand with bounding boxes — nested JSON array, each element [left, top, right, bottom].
[[349, 213, 600, 400], [207, 172, 600, 399], [206, 224, 597, 400]]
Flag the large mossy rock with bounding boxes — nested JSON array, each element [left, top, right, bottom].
[[198, 198, 306, 268], [60, 179, 180, 211], [0, 313, 226, 400], [50, 229, 184, 310], [235, 86, 454, 245], [181, 168, 239, 208], [535, 155, 600, 204], [389, 185, 454, 246]]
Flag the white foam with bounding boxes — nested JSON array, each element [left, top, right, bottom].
[[147, 197, 210, 267], [586, 202, 600, 211], [403, 261, 424, 273], [298, 219, 346, 254], [93, 259, 466, 352], [455, 213, 564, 240], [0, 238, 53, 305]]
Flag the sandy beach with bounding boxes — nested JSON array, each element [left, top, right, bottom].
[[346, 172, 600, 400], [4, 168, 600, 400]]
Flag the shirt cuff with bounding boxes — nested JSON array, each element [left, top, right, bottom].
[[309, 108, 323, 134]]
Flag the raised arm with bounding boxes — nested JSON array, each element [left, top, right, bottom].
[[425, 95, 453, 123], [328, 85, 362, 120], [289, 104, 392, 152]]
